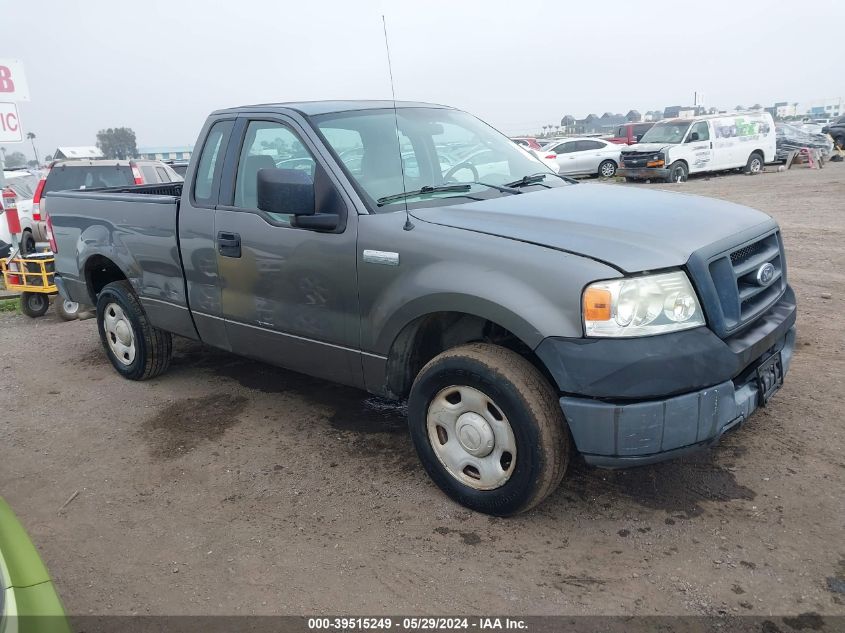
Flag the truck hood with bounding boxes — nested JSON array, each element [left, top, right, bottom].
[[621, 142, 674, 153], [411, 183, 775, 273]]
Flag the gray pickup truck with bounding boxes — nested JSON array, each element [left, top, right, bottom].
[[47, 101, 796, 515]]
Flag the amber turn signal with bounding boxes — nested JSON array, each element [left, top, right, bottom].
[[583, 287, 612, 321]]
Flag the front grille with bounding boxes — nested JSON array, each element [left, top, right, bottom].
[[707, 232, 785, 332], [621, 151, 656, 168]]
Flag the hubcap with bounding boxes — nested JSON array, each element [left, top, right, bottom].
[[103, 303, 136, 366], [601, 163, 614, 176], [426, 385, 516, 490], [63, 300, 79, 314], [751, 159, 761, 172]]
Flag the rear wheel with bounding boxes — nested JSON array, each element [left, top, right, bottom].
[[56, 298, 80, 321], [408, 343, 569, 516], [834, 136, 845, 151], [667, 161, 688, 183], [745, 152, 764, 174], [598, 160, 617, 178], [20, 292, 50, 318], [20, 231, 36, 255], [96, 280, 172, 380]]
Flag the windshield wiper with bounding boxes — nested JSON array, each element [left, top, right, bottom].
[[505, 173, 550, 188], [505, 172, 580, 187], [377, 184, 471, 206], [466, 180, 522, 194]]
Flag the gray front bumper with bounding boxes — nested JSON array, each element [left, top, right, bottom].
[[561, 326, 795, 468]]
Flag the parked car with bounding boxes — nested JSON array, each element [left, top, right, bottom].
[[1, 169, 40, 253], [544, 137, 621, 177], [0, 497, 71, 633], [619, 112, 776, 183], [510, 137, 543, 150], [607, 122, 655, 145], [48, 100, 795, 516], [164, 159, 190, 177], [821, 116, 845, 149], [512, 142, 559, 173], [32, 159, 182, 240]]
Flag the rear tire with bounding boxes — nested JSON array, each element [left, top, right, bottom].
[[20, 292, 49, 318], [96, 280, 172, 380], [745, 152, 764, 174], [56, 298, 80, 321], [597, 160, 617, 178], [834, 136, 845, 151], [20, 231, 36, 255], [408, 343, 570, 516], [667, 161, 688, 183]]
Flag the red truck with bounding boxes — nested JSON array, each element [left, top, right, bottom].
[[607, 122, 654, 145]]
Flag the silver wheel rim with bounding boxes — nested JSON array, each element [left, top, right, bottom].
[[63, 300, 79, 315], [674, 167, 685, 182], [426, 385, 517, 490], [601, 162, 615, 177], [750, 158, 761, 173], [103, 302, 136, 366]]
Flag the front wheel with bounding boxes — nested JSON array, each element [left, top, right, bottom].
[[20, 231, 36, 255], [667, 161, 688, 183], [96, 280, 172, 380], [598, 160, 617, 178], [408, 343, 570, 516], [20, 292, 50, 318]]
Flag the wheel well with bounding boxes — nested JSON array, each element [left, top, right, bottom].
[[84, 255, 127, 304], [750, 150, 764, 159], [384, 312, 554, 399]]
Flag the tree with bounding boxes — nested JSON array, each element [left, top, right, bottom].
[[96, 127, 138, 159], [26, 131, 39, 165], [4, 151, 27, 167]]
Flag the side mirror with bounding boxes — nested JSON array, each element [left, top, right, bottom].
[[257, 168, 316, 216], [688, 132, 700, 142]]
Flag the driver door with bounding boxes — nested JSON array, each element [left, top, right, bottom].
[[685, 121, 712, 173], [213, 116, 363, 388]]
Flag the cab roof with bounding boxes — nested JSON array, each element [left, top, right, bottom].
[[211, 100, 453, 117]]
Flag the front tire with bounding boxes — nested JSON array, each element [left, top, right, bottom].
[[408, 343, 569, 516], [667, 161, 688, 183], [96, 280, 172, 380], [20, 292, 49, 318], [598, 160, 617, 178], [745, 152, 764, 174]]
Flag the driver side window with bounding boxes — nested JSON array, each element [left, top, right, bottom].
[[234, 121, 316, 225], [688, 121, 710, 142]]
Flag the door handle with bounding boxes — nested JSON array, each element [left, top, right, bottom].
[[217, 231, 241, 258]]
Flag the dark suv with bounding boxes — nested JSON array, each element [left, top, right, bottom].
[[822, 116, 845, 149]]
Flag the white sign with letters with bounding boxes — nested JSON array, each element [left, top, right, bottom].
[[0, 102, 23, 142], [0, 59, 30, 101]]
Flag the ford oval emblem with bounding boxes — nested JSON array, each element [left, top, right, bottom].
[[756, 262, 776, 287]]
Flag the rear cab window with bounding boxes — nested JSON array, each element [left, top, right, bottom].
[[193, 119, 234, 205], [44, 165, 134, 192]]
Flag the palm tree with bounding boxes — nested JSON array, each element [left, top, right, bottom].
[[541, 125, 548, 137], [26, 131, 39, 166]]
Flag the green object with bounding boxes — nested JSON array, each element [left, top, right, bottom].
[[0, 498, 70, 633]]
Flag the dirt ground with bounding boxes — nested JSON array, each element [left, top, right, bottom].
[[1, 163, 844, 620]]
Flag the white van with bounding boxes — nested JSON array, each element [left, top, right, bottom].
[[618, 112, 776, 182]]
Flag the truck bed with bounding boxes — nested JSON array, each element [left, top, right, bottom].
[[48, 184, 195, 337]]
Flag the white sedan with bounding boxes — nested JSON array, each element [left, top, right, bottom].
[[542, 137, 621, 177]]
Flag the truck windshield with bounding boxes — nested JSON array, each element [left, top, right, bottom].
[[313, 107, 565, 210], [639, 121, 692, 145]]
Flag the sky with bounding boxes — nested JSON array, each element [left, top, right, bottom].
[[1, 0, 843, 162]]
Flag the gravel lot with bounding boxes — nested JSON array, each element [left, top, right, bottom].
[[2, 163, 844, 620]]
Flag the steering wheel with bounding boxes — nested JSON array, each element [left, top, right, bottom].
[[443, 161, 479, 183]]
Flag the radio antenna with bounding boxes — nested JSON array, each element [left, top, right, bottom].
[[382, 14, 413, 231]]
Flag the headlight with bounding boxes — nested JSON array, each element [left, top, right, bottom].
[[583, 271, 705, 337]]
